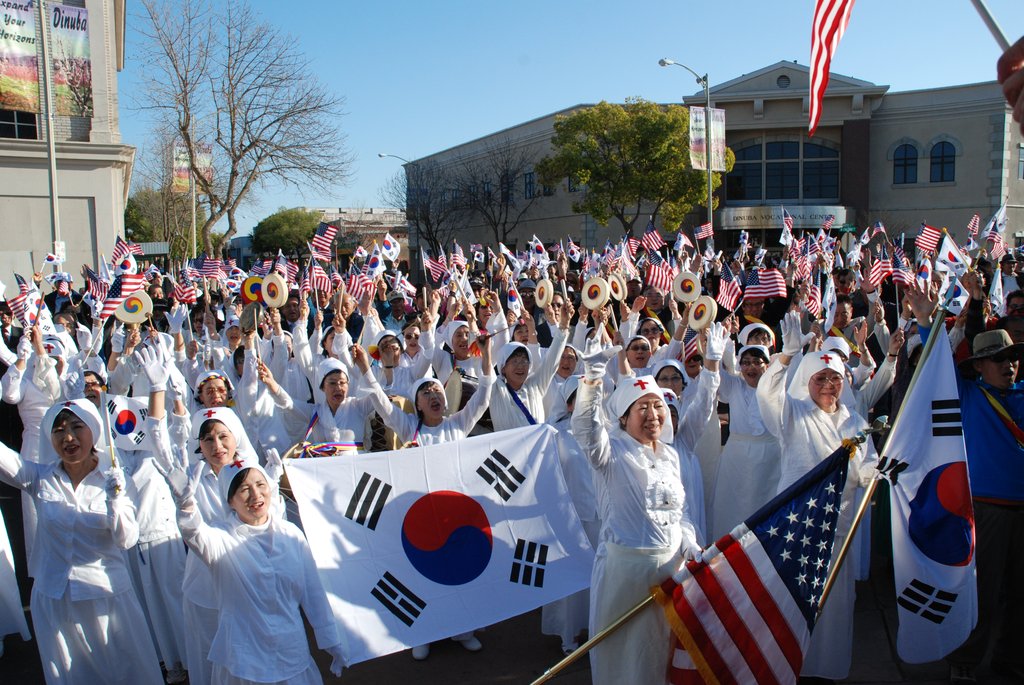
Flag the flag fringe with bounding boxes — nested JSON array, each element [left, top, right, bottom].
[[651, 584, 721, 685]]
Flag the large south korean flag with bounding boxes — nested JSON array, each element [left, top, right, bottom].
[[285, 424, 596, 664]]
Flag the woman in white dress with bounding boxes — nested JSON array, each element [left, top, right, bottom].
[[0, 399, 162, 684], [572, 334, 717, 685], [756, 311, 878, 681], [708, 344, 783, 540]]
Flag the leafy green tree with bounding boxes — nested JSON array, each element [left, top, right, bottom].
[[124, 195, 156, 243], [251, 207, 322, 256], [536, 98, 734, 234]]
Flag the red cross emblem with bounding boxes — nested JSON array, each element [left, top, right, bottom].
[[44, 344, 54, 353], [633, 379, 649, 390], [203, 409, 217, 418], [230, 458, 245, 469], [820, 354, 833, 364], [62, 401, 74, 408]]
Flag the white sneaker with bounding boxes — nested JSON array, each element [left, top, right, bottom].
[[411, 644, 430, 661], [453, 635, 483, 652]]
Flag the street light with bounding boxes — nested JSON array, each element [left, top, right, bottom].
[[660, 58, 715, 243], [378, 152, 411, 164]]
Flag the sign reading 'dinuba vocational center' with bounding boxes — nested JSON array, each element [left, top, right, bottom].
[[718, 205, 850, 230]]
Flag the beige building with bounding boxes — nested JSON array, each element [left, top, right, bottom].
[[412, 61, 1022, 254], [0, 0, 134, 279]]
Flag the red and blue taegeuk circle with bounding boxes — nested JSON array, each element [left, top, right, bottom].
[[401, 491, 492, 585], [908, 462, 974, 566], [114, 409, 137, 435]]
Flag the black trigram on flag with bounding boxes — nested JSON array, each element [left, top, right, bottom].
[[477, 450, 525, 501], [510, 538, 548, 588], [931, 398, 963, 437], [371, 572, 426, 627], [344, 472, 391, 530], [897, 578, 957, 624]]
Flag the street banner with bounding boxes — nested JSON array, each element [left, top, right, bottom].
[[285, 424, 596, 664], [689, 106, 727, 172], [0, 3, 39, 113], [172, 144, 190, 193], [195, 142, 213, 183], [49, 4, 92, 117], [883, 325, 977, 662]]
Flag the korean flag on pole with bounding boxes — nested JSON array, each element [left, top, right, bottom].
[[882, 325, 976, 663], [284, 425, 595, 664]]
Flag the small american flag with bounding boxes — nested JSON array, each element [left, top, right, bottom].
[[682, 327, 700, 360], [805, 271, 822, 317], [299, 267, 312, 297], [716, 262, 742, 311], [310, 222, 337, 261], [450, 243, 467, 271], [987, 231, 1008, 260], [99, 274, 146, 320], [694, 222, 714, 240], [744, 268, 788, 300], [328, 265, 344, 290], [346, 270, 374, 300], [173, 277, 198, 305], [641, 220, 666, 253], [311, 263, 332, 293], [250, 258, 273, 277], [966, 214, 980, 237], [83, 266, 110, 302], [891, 248, 914, 287], [783, 209, 794, 232], [867, 246, 893, 289], [915, 223, 942, 253], [111, 236, 144, 262], [821, 214, 835, 231], [646, 260, 674, 293], [625, 236, 642, 258]]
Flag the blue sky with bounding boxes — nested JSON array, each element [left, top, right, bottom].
[[118, 0, 1023, 235]]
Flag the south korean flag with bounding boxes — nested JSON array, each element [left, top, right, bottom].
[[284, 424, 595, 664]]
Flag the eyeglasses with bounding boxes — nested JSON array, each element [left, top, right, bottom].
[[550, 301, 564, 307], [84, 380, 106, 389], [811, 375, 844, 388], [404, 332, 420, 340], [987, 351, 1020, 364], [323, 379, 349, 388], [628, 344, 652, 353], [657, 373, 684, 383], [505, 356, 530, 367]]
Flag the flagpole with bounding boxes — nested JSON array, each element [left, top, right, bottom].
[[817, 288, 955, 614], [37, 0, 63, 253]]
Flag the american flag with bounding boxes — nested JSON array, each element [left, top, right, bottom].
[[783, 209, 794, 232], [172, 278, 198, 305], [744, 268, 788, 299], [682, 327, 700, 360], [311, 263, 332, 293], [987, 230, 1008, 260], [809, 0, 856, 137], [871, 220, 887, 239], [867, 246, 893, 289], [805, 271, 822, 317], [250, 258, 273, 277], [273, 254, 299, 283], [625, 235, 642, 258], [716, 262, 743, 311], [190, 255, 223, 280], [966, 214, 980, 237], [346, 270, 374, 300], [646, 260, 675, 293], [299, 267, 312, 297], [111, 236, 144, 262], [328, 265, 344, 290], [891, 247, 914, 287], [694, 222, 714, 240], [99, 274, 146, 320], [915, 223, 942, 253], [310, 222, 337, 261], [641, 220, 666, 253], [820, 215, 835, 231], [83, 266, 110, 302], [659, 441, 850, 685], [425, 251, 448, 284], [450, 242, 467, 271]]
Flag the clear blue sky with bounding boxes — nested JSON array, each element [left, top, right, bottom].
[[118, 0, 1023, 236]]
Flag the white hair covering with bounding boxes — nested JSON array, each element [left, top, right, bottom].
[[39, 399, 113, 471], [609, 374, 662, 419], [788, 351, 847, 403], [189, 406, 259, 464]]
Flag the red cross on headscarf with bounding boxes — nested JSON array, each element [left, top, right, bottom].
[[633, 379, 649, 390], [820, 354, 833, 364], [62, 401, 75, 408], [230, 458, 245, 469], [203, 409, 218, 418]]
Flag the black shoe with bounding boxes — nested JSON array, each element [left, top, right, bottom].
[[992, 661, 1024, 682], [949, 664, 976, 684]]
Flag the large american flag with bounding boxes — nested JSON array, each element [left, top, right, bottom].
[[99, 274, 146, 320], [716, 262, 742, 311], [641, 220, 667, 253], [310, 222, 337, 261], [694, 222, 714, 240], [915, 223, 942, 253], [657, 442, 851, 685], [744, 268, 788, 300], [808, 0, 856, 137]]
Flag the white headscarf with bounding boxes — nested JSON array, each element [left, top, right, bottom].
[[788, 351, 847, 403], [38, 399, 113, 470], [189, 406, 259, 464]]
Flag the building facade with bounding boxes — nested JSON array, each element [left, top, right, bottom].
[[411, 61, 1023, 253], [0, 0, 134, 279]]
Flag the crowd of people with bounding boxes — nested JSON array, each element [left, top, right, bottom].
[[0, 217, 1016, 685]]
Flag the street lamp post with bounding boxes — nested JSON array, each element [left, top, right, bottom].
[[379, 152, 425, 273], [659, 58, 714, 244]]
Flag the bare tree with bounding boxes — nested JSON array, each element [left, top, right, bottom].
[[457, 137, 541, 245], [379, 162, 468, 255], [137, 0, 351, 257]]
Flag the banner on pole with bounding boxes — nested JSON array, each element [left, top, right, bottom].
[[49, 4, 92, 117], [0, 4, 39, 113], [195, 142, 214, 184], [285, 424, 596, 664], [689, 106, 727, 172], [171, 144, 191, 194]]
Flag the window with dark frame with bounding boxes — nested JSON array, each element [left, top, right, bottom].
[[524, 171, 536, 199], [929, 141, 955, 183], [725, 139, 839, 203], [0, 109, 38, 140], [893, 144, 918, 185]]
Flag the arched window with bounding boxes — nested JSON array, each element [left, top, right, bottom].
[[893, 144, 917, 185], [930, 142, 955, 183]]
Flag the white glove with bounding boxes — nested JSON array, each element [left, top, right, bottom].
[[16, 334, 32, 360], [326, 645, 346, 677], [780, 311, 805, 357], [166, 303, 188, 335], [167, 367, 188, 404], [680, 540, 704, 563], [159, 462, 197, 507], [104, 466, 127, 498], [580, 338, 621, 381], [133, 345, 170, 391], [704, 322, 728, 362], [110, 324, 126, 354]]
